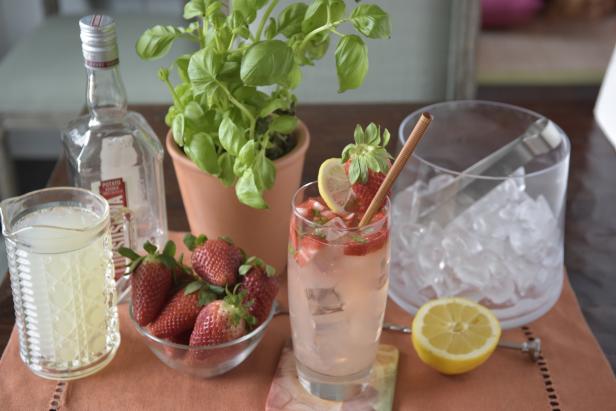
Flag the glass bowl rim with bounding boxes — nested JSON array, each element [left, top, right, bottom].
[[128, 300, 276, 351], [291, 181, 391, 232], [399, 100, 572, 181]]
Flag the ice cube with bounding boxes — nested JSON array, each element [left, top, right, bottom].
[[305, 288, 344, 315], [321, 217, 347, 242], [426, 174, 455, 194]]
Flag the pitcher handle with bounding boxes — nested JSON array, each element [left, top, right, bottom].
[[110, 207, 137, 304]]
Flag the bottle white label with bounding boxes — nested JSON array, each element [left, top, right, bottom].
[[92, 178, 132, 280]]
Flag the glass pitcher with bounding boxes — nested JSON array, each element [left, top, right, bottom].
[[1, 187, 121, 380]]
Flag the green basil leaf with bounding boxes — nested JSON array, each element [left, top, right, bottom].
[[184, 101, 205, 120], [232, 0, 257, 23], [264, 18, 277, 39], [329, 0, 346, 21], [233, 86, 269, 108], [183, 0, 207, 19], [278, 3, 307, 37], [253, 151, 276, 190], [284, 63, 302, 89], [335, 35, 368, 92], [218, 152, 236, 186], [187, 132, 220, 175], [259, 99, 287, 117], [302, 0, 327, 33], [206, 0, 222, 16], [238, 140, 257, 165], [236, 168, 268, 209], [233, 156, 248, 177], [240, 40, 295, 86], [302, 0, 345, 32], [350, 4, 391, 39], [165, 106, 177, 128], [172, 114, 185, 146], [136, 25, 182, 60], [188, 48, 223, 96], [306, 34, 330, 61], [219, 116, 247, 156], [269, 115, 297, 134], [175, 54, 191, 83], [365, 123, 379, 145]]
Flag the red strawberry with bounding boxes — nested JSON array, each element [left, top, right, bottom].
[[147, 281, 215, 339], [163, 329, 192, 359], [294, 235, 326, 266], [343, 227, 389, 256], [168, 330, 192, 345], [341, 123, 392, 212], [289, 215, 300, 254], [185, 234, 244, 287], [119, 241, 178, 326], [344, 161, 387, 212], [189, 291, 256, 361], [239, 261, 279, 325]]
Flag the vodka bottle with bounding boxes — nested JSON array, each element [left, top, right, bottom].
[[62, 15, 167, 278]]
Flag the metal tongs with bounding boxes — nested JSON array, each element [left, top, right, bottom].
[[416, 117, 562, 226]]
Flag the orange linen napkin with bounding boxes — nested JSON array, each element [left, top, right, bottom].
[[1, 232, 614, 410]]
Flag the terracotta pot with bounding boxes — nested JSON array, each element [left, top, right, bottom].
[[166, 122, 310, 274]]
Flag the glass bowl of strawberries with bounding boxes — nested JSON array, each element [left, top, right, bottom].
[[129, 301, 276, 378], [121, 235, 280, 378]]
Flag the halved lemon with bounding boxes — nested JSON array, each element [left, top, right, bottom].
[[317, 158, 352, 213], [411, 297, 501, 375]]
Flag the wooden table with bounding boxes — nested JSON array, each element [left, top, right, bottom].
[[1, 86, 615, 370]]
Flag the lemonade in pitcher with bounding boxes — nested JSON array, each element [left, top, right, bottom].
[[1, 188, 120, 380]]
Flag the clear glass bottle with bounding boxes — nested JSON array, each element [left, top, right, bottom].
[[62, 15, 167, 279]]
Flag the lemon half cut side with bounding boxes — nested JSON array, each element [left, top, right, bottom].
[[411, 297, 501, 375]]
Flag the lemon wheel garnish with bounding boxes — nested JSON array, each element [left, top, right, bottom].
[[317, 158, 352, 213], [411, 297, 501, 375]]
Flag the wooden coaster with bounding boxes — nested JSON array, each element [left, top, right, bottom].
[[266, 341, 399, 411]]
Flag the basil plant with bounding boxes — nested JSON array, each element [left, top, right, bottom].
[[136, 0, 390, 208]]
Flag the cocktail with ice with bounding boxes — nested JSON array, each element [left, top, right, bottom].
[[287, 124, 392, 400], [0, 188, 120, 380]]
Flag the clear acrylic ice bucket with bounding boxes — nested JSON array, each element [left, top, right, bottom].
[[390, 101, 570, 329], [0, 187, 120, 380]]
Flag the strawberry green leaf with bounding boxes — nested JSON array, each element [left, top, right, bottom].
[[198, 288, 216, 306], [162, 240, 176, 258], [143, 241, 158, 254], [185, 281, 203, 295], [341, 144, 353, 163], [358, 157, 369, 183], [265, 264, 276, 277], [118, 247, 140, 261], [245, 314, 257, 326], [128, 256, 145, 274], [183, 234, 197, 251], [365, 123, 379, 145], [349, 159, 362, 184], [382, 128, 391, 147], [219, 235, 234, 245], [239, 264, 252, 275], [353, 124, 365, 144], [208, 284, 225, 294], [159, 254, 177, 270]]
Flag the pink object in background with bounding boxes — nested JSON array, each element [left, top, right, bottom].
[[481, 0, 544, 28]]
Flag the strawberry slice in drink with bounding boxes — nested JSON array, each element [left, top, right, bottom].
[[294, 235, 326, 267]]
